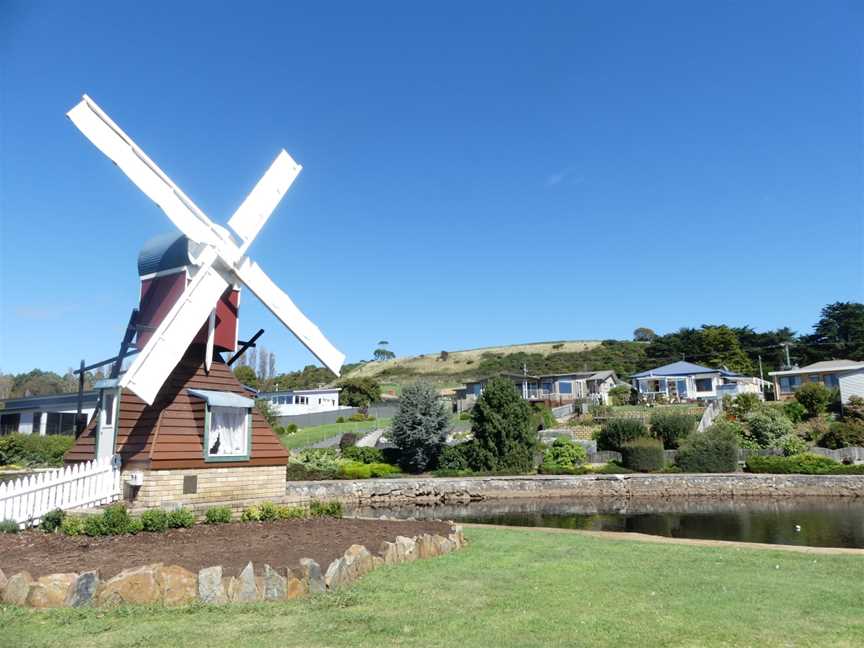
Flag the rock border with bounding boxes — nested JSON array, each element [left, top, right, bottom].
[[0, 525, 466, 608]]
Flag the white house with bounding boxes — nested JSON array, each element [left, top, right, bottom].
[[257, 387, 348, 416], [769, 359, 864, 404], [0, 391, 99, 436], [630, 361, 765, 402]]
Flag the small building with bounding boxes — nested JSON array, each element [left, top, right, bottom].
[[257, 387, 348, 416], [769, 360, 864, 403], [456, 369, 622, 410], [0, 391, 99, 436], [630, 361, 764, 402]]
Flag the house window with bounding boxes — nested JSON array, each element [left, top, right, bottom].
[[694, 378, 713, 392], [779, 376, 802, 393], [32, 412, 42, 435], [103, 393, 116, 427], [824, 375, 839, 389], [810, 375, 823, 384], [559, 381, 573, 394], [0, 413, 20, 435], [206, 406, 250, 460]]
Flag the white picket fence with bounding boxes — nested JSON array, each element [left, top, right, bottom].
[[0, 455, 121, 528]]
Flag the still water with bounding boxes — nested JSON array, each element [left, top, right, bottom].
[[349, 497, 864, 548]]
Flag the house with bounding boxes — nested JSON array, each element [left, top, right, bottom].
[[769, 360, 864, 404], [630, 361, 765, 402], [257, 387, 348, 416], [0, 391, 99, 436], [456, 369, 622, 410]]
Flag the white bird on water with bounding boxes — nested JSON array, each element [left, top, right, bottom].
[[795, 524, 802, 532]]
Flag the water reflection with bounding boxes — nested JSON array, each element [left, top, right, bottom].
[[348, 497, 864, 548]]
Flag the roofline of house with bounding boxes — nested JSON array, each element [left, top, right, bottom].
[[768, 364, 864, 377]]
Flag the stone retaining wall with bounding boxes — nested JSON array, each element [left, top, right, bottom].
[[284, 473, 864, 505], [0, 526, 466, 608]]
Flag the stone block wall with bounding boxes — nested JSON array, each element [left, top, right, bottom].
[[127, 465, 286, 510]]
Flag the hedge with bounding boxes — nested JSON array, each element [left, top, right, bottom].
[[675, 425, 739, 473], [621, 437, 665, 472], [0, 434, 74, 467], [745, 453, 864, 475], [596, 418, 647, 451]]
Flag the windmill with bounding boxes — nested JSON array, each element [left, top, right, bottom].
[[66, 95, 345, 406]]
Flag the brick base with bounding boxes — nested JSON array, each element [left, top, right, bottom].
[[126, 465, 286, 510]]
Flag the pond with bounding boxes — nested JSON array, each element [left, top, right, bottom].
[[348, 497, 864, 549]]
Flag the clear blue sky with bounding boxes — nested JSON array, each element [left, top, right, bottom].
[[1, 1, 862, 375]]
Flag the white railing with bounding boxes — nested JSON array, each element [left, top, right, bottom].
[[0, 455, 121, 528], [697, 399, 724, 433]]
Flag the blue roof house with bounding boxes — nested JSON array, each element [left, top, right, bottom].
[[630, 361, 764, 402]]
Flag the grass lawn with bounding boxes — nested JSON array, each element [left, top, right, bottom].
[[4, 526, 863, 647], [278, 418, 392, 450]]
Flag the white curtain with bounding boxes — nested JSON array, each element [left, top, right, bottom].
[[210, 407, 247, 456]]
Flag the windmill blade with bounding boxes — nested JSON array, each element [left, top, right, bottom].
[[233, 257, 345, 376], [67, 95, 221, 247], [228, 150, 302, 253], [120, 249, 229, 404]]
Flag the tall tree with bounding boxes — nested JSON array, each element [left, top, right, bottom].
[[698, 325, 753, 374], [337, 377, 381, 409], [389, 381, 450, 472], [468, 377, 537, 473], [803, 302, 864, 362], [233, 365, 258, 389], [633, 327, 656, 342]]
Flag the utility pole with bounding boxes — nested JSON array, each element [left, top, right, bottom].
[[758, 355, 764, 382], [781, 343, 792, 369]]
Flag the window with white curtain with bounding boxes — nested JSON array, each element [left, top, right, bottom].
[[207, 406, 249, 458]]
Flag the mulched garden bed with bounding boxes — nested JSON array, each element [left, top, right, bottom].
[[0, 517, 453, 579]]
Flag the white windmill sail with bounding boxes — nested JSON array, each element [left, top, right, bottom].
[[68, 94, 345, 405]]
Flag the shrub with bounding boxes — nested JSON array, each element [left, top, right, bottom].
[[140, 509, 169, 532], [796, 417, 831, 444], [39, 508, 65, 533], [0, 519, 19, 533], [336, 416, 346, 424], [204, 506, 232, 524], [83, 515, 106, 537], [341, 446, 384, 464], [783, 401, 808, 424], [531, 404, 556, 431], [588, 404, 613, 420], [241, 505, 262, 522], [541, 437, 587, 472], [288, 448, 340, 480], [675, 424, 739, 473], [339, 432, 359, 450], [596, 418, 647, 451], [818, 420, 864, 449], [101, 503, 137, 535], [745, 453, 864, 474], [60, 515, 86, 536], [589, 463, 635, 474], [844, 395, 864, 421], [368, 462, 401, 478], [744, 407, 794, 448], [777, 433, 808, 456], [167, 508, 195, 528], [348, 412, 373, 422], [621, 437, 665, 472], [338, 461, 371, 479], [437, 443, 471, 471], [276, 505, 307, 520], [256, 501, 281, 522], [283, 423, 298, 435], [608, 385, 631, 406], [727, 393, 762, 419], [794, 382, 833, 418], [458, 411, 472, 421], [0, 434, 75, 467], [468, 377, 538, 473], [309, 500, 342, 517], [389, 381, 450, 472], [649, 411, 696, 449]]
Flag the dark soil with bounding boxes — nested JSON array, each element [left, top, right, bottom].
[[0, 518, 453, 578]]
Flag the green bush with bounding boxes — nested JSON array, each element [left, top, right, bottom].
[[240, 505, 262, 522], [309, 500, 342, 517], [538, 463, 588, 475], [390, 381, 450, 473], [796, 417, 831, 445], [744, 407, 794, 448], [608, 385, 631, 406], [101, 503, 138, 535], [675, 424, 739, 473], [589, 404, 613, 420], [39, 508, 65, 533], [280, 423, 298, 435], [531, 404, 557, 431], [167, 507, 195, 529], [368, 462, 401, 477], [783, 401, 808, 424], [204, 506, 232, 524], [844, 396, 864, 421], [276, 505, 307, 520], [621, 437, 665, 472], [336, 416, 346, 424], [341, 446, 384, 464], [60, 515, 86, 536], [589, 463, 635, 474], [0, 519, 19, 533], [458, 411, 472, 421], [596, 418, 648, 451], [795, 382, 833, 418], [777, 433, 808, 456], [0, 434, 74, 467], [140, 509, 169, 532], [649, 411, 696, 449], [541, 437, 587, 472], [288, 448, 340, 480], [338, 461, 371, 479], [348, 412, 374, 422], [82, 515, 106, 537], [727, 393, 762, 419], [818, 420, 864, 449], [746, 453, 846, 474], [436, 443, 471, 471], [257, 501, 281, 522]]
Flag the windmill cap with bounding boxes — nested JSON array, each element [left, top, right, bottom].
[[137, 232, 192, 276]]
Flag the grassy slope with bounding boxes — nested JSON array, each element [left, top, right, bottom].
[[4, 527, 863, 648], [277, 418, 392, 450], [347, 340, 601, 387]]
